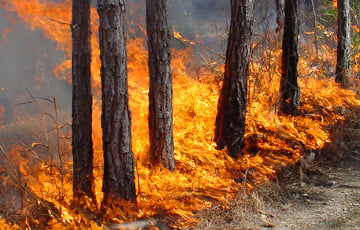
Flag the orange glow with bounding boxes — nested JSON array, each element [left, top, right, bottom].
[[332, 0, 337, 8], [0, 106, 4, 124], [1, 27, 10, 45], [173, 26, 196, 45], [2, 0, 360, 229]]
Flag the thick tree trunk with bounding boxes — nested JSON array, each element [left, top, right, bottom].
[[336, 0, 350, 88], [146, 0, 175, 171], [71, 0, 95, 202], [214, 0, 255, 158], [279, 0, 300, 115], [97, 0, 137, 206]]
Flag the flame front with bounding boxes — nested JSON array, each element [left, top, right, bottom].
[[1, 0, 360, 228]]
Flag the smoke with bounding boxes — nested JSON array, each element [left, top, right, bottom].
[[0, 0, 228, 125], [0, 0, 282, 127], [0, 7, 70, 125]]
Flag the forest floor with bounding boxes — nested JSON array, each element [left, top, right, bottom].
[[188, 153, 360, 230], [188, 111, 360, 229], [187, 155, 360, 230]]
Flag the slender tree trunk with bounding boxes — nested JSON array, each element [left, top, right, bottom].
[[214, 0, 255, 158], [310, 0, 319, 60], [276, 0, 285, 32], [71, 0, 95, 202], [97, 0, 137, 207], [146, 0, 175, 171], [279, 0, 300, 115], [336, 0, 350, 88]]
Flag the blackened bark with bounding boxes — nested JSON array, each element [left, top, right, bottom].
[[214, 0, 255, 158], [336, 0, 350, 88], [279, 0, 300, 115], [71, 0, 95, 202], [97, 0, 136, 206], [146, 0, 175, 171]]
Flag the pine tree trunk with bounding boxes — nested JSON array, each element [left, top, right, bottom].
[[146, 0, 175, 171], [279, 0, 300, 115], [97, 0, 136, 206], [214, 0, 255, 158], [71, 0, 95, 202], [336, 0, 350, 88]]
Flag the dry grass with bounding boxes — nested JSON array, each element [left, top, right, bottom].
[[186, 184, 280, 230]]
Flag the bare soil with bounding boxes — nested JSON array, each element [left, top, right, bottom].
[[187, 153, 360, 230]]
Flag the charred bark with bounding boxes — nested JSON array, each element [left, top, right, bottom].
[[71, 0, 95, 202], [279, 0, 300, 115], [97, 0, 137, 206], [146, 0, 175, 171], [214, 0, 255, 158], [336, 0, 350, 88]]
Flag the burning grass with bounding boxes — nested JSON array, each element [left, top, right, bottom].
[[1, 46, 360, 228], [1, 0, 360, 229]]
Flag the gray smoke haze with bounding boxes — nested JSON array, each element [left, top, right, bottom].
[[0, 0, 231, 126], [0, 0, 284, 128], [0, 7, 71, 125]]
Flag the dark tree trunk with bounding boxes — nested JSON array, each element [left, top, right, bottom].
[[97, 0, 137, 207], [276, 0, 285, 32], [146, 0, 175, 171], [279, 0, 300, 115], [336, 0, 350, 88], [71, 0, 95, 202], [214, 0, 255, 158]]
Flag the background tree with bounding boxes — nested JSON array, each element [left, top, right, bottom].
[[97, 0, 137, 207], [146, 0, 175, 171], [278, 0, 300, 115], [214, 0, 255, 158], [335, 0, 350, 88], [276, 0, 285, 32], [71, 0, 95, 203]]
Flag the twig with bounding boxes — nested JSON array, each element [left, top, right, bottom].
[[47, 17, 71, 26], [0, 144, 65, 224], [51, 97, 65, 200], [135, 158, 141, 199], [173, 36, 186, 47], [25, 89, 49, 146]]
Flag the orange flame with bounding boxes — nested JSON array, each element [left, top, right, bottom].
[[173, 26, 196, 45], [1, 0, 360, 228]]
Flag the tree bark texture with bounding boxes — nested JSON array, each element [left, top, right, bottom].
[[279, 0, 300, 115], [97, 0, 136, 205], [214, 0, 255, 158], [336, 0, 350, 88], [71, 0, 95, 202], [146, 0, 175, 171]]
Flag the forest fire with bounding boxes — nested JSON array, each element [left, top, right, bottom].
[[1, 0, 360, 229]]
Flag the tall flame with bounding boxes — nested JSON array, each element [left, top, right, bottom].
[[1, 0, 360, 228]]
